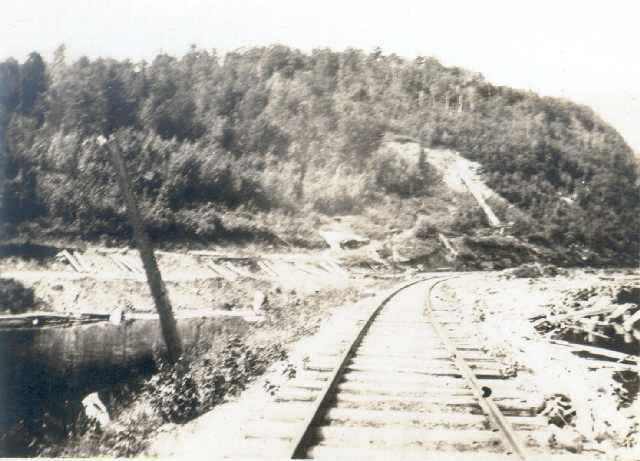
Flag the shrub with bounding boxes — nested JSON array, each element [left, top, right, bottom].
[[413, 216, 439, 239], [0, 278, 35, 314], [450, 210, 487, 235], [307, 168, 371, 215], [146, 358, 199, 424]]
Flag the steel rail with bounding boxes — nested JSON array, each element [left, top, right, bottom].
[[287, 275, 447, 459], [427, 277, 530, 461]]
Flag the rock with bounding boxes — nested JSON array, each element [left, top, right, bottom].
[[82, 392, 110, 427]]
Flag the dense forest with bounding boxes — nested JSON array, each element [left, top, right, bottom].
[[0, 45, 638, 263]]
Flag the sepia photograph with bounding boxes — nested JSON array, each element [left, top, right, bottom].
[[0, 1, 638, 459]]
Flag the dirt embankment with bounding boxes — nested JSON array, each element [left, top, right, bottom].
[[143, 268, 639, 459], [447, 269, 639, 458], [0, 243, 393, 457]]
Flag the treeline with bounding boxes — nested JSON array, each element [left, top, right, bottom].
[[0, 45, 638, 261]]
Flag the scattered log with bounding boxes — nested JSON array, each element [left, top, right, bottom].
[[221, 261, 253, 279], [206, 262, 239, 282], [257, 260, 279, 278], [60, 250, 84, 273], [608, 303, 636, 320], [72, 251, 93, 273], [532, 304, 620, 328], [623, 309, 640, 332], [110, 254, 141, 275], [108, 254, 131, 273], [437, 233, 458, 258], [548, 339, 639, 368]]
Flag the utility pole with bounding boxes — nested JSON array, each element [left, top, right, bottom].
[[97, 136, 182, 363]]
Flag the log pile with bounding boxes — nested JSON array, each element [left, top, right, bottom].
[[534, 284, 640, 357]]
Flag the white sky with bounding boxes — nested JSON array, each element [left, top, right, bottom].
[[2, 0, 638, 151]]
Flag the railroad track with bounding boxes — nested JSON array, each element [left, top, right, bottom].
[[237, 276, 587, 460]]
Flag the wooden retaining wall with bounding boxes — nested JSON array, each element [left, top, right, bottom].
[[0, 311, 259, 426]]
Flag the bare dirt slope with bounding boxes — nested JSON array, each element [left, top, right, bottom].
[[385, 139, 510, 222]]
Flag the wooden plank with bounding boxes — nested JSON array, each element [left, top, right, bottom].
[[108, 254, 131, 273], [221, 261, 253, 279], [437, 233, 458, 257], [457, 167, 501, 227], [72, 251, 93, 273], [258, 260, 280, 278], [206, 262, 239, 282], [60, 250, 84, 272], [623, 309, 640, 331], [112, 254, 138, 274], [532, 305, 620, 328], [548, 339, 639, 367]]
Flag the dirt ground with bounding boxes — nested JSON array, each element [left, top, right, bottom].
[[42, 277, 390, 458], [1, 245, 397, 457], [444, 269, 639, 458], [143, 268, 639, 459], [1, 239, 637, 458], [0, 248, 356, 315]]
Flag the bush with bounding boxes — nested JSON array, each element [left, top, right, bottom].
[[413, 216, 439, 239], [146, 358, 199, 424], [0, 278, 35, 314], [370, 148, 434, 198], [145, 338, 288, 424], [449, 207, 488, 235], [307, 168, 371, 215]]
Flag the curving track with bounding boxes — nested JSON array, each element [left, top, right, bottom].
[[239, 276, 588, 460]]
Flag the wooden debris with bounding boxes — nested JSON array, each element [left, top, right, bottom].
[[206, 262, 239, 282], [533, 304, 620, 328], [608, 303, 636, 320], [548, 338, 639, 368], [60, 250, 84, 273], [457, 162, 501, 227], [108, 254, 131, 273], [437, 233, 458, 258], [72, 251, 93, 273], [257, 260, 279, 278], [0, 312, 109, 328], [220, 261, 253, 279], [623, 310, 640, 332]]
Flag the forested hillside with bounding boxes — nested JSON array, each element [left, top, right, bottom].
[[0, 45, 638, 263]]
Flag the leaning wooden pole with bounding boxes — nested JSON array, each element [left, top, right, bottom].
[[97, 136, 182, 363]]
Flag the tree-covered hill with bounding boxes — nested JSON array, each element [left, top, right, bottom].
[[1, 45, 638, 263]]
